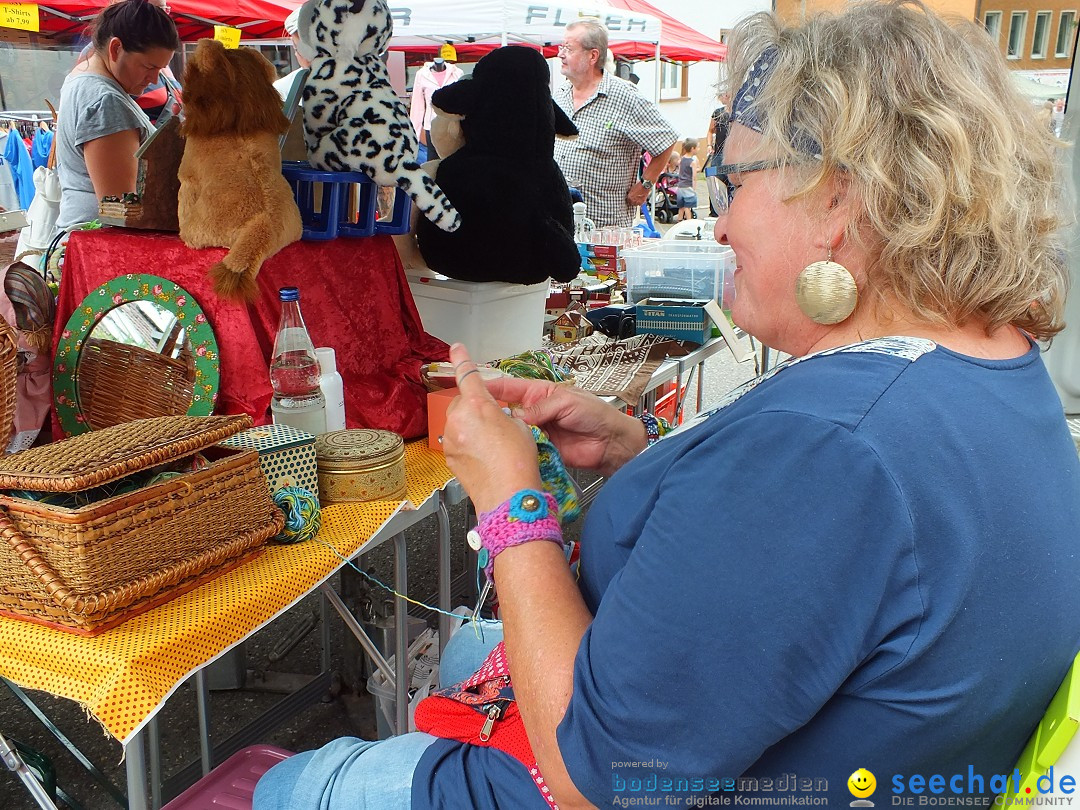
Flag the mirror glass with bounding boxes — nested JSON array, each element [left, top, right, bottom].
[[54, 275, 220, 437]]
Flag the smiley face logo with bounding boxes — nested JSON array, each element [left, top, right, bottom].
[[848, 768, 877, 798]]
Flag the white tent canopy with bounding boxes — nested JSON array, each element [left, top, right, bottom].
[[1011, 73, 1067, 100], [387, 0, 662, 49]]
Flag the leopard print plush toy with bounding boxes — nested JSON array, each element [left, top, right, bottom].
[[297, 0, 460, 232]]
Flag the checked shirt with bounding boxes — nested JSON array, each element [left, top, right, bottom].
[[554, 71, 677, 228]]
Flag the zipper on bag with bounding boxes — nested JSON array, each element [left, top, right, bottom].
[[479, 704, 502, 741]]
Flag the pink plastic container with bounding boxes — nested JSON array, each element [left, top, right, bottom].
[[162, 745, 294, 810]]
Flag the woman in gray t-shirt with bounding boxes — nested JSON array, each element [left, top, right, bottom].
[[55, 0, 178, 234]]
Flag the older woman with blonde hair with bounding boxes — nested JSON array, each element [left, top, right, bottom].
[[256, 3, 1080, 809]]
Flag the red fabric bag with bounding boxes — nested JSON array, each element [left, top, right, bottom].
[[414, 640, 559, 809]]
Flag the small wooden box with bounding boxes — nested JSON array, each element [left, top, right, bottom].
[[427, 387, 509, 453]]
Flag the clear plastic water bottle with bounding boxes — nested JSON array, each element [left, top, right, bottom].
[[270, 287, 327, 436]]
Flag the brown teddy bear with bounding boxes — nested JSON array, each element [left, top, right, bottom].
[[178, 39, 302, 301]]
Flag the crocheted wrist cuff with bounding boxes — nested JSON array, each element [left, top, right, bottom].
[[467, 490, 563, 581], [639, 412, 672, 446]]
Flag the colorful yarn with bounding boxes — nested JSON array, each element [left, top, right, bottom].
[[497, 350, 572, 383], [531, 425, 581, 523], [272, 486, 322, 544]]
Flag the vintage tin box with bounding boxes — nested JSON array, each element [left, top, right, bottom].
[[634, 298, 713, 344], [219, 423, 319, 497], [315, 429, 406, 503]]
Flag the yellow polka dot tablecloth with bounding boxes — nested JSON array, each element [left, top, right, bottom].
[[0, 441, 455, 745]]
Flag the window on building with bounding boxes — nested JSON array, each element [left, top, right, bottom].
[[1057, 11, 1076, 57], [1033, 11, 1052, 57], [1008, 11, 1028, 58], [985, 10, 1002, 42], [659, 61, 689, 101]]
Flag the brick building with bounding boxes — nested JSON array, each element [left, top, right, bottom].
[[770, 0, 1075, 72]]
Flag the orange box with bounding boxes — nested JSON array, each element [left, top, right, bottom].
[[427, 387, 508, 452]]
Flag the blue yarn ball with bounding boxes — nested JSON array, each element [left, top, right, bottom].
[[272, 486, 322, 544]]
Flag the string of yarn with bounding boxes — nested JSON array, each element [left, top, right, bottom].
[[272, 486, 322, 544], [315, 535, 500, 631]]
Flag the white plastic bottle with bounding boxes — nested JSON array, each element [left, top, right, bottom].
[[316, 347, 347, 432]]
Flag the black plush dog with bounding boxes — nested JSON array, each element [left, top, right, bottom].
[[415, 46, 582, 285]]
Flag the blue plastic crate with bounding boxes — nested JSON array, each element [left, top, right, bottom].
[[281, 162, 410, 240], [634, 298, 712, 344]]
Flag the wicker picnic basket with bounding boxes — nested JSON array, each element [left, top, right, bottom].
[[0, 414, 284, 633]]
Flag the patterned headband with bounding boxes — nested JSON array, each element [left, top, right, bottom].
[[730, 47, 823, 159]]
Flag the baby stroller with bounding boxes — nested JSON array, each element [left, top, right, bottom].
[[651, 172, 694, 223]]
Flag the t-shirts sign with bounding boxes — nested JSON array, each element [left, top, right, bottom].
[[214, 25, 241, 48], [1, 3, 39, 32]]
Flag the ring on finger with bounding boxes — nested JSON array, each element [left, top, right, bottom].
[[457, 368, 480, 384]]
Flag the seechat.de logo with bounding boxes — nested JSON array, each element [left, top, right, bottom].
[[849, 768, 877, 807]]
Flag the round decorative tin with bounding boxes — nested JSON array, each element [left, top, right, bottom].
[[314, 429, 406, 503]]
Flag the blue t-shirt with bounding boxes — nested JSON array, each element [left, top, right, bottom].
[[413, 339, 1080, 808]]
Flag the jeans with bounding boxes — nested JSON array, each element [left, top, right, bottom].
[[252, 733, 439, 809], [252, 619, 504, 809], [438, 620, 503, 687]]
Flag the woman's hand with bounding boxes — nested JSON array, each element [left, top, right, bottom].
[[485, 372, 648, 479], [442, 345, 545, 513]]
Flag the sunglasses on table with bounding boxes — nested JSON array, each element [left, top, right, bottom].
[[704, 154, 785, 214]]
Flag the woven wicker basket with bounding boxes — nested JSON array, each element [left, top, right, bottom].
[[0, 414, 284, 634], [0, 316, 18, 450], [76, 337, 196, 429]]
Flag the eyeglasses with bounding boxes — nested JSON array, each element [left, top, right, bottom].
[[705, 154, 785, 214], [557, 43, 595, 54]]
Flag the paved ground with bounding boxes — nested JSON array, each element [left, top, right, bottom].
[[0, 209, 759, 810]]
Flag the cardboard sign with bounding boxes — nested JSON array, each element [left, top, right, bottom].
[[1, 3, 39, 32], [438, 42, 457, 61], [213, 25, 241, 49]]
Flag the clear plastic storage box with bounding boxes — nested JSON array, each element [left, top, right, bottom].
[[623, 241, 736, 309]]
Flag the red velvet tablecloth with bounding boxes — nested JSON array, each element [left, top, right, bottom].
[[54, 229, 449, 438]]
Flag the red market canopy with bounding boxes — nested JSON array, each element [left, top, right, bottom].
[[14, 0, 723, 63], [604, 0, 725, 62], [17, 1, 301, 42]]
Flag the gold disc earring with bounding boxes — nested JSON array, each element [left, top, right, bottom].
[[795, 250, 857, 325]]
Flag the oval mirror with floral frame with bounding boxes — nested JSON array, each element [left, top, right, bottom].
[[54, 274, 220, 437]]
